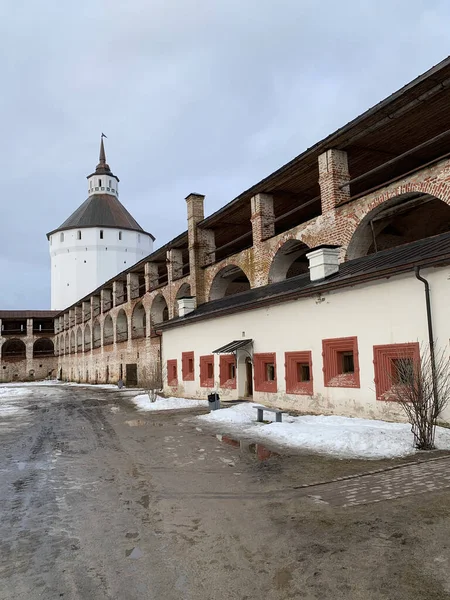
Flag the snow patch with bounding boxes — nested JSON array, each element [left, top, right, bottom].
[[197, 402, 450, 459], [132, 394, 208, 412]]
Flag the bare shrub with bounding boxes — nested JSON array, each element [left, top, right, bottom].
[[141, 362, 166, 403], [388, 346, 450, 450]]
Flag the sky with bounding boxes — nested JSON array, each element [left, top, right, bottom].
[[0, 0, 449, 309]]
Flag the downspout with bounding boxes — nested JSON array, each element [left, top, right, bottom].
[[414, 266, 438, 407], [155, 330, 163, 390]]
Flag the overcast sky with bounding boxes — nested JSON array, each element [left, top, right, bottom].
[[0, 0, 449, 309]]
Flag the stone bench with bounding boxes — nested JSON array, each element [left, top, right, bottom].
[[253, 405, 286, 423]]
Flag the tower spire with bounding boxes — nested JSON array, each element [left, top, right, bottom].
[[95, 134, 112, 175]]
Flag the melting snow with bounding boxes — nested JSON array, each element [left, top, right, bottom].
[[132, 394, 208, 412], [197, 402, 450, 459]]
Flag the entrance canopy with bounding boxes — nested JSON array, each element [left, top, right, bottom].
[[212, 339, 252, 354]]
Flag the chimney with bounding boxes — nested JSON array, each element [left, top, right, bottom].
[[306, 246, 340, 282], [177, 296, 196, 317]]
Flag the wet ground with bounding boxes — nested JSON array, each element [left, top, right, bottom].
[[2, 385, 450, 599]]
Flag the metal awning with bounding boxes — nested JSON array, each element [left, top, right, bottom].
[[212, 339, 253, 354]]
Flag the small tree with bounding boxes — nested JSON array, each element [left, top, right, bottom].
[[141, 361, 166, 403], [388, 346, 450, 450]]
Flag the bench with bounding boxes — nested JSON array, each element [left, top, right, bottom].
[[253, 405, 286, 423]]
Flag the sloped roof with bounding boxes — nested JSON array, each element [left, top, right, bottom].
[[46, 194, 154, 239], [0, 310, 58, 318], [160, 231, 450, 329]]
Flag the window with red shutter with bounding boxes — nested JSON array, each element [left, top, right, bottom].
[[322, 337, 360, 388], [219, 355, 236, 389], [200, 355, 214, 387], [373, 343, 420, 400], [167, 359, 178, 386], [254, 353, 277, 393], [285, 351, 313, 395], [182, 351, 195, 381]]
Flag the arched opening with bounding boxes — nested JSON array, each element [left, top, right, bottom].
[[347, 193, 450, 260], [65, 334, 69, 355], [1, 339, 26, 361], [209, 265, 251, 301], [150, 294, 169, 329], [70, 331, 75, 354], [33, 338, 54, 358], [103, 315, 113, 346], [268, 239, 310, 283], [84, 324, 91, 351], [131, 302, 146, 339], [93, 320, 101, 349], [174, 283, 191, 317], [116, 309, 128, 343], [76, 327, 83, 352]]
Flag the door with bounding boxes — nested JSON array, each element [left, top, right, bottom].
[[245, 358, 253, 398], [126, 363, 138, 387]]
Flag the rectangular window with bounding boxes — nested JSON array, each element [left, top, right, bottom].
[[373, 343, 420, 400], [285, 351, 313, 395], [167, 359, 178, 386], [219, 355, 237, 389], [322, 337, 360, 388], [254, 353, 277, 393], [182, 351, 195, 381], [60, 232, 64, 242], [100, 230, 104, 239], [119, 231, 122, 241], [200, 355, 214, 387], [138, 233, 141, 243], [99, 179, 102, 187], [77, 230, 82, 240]]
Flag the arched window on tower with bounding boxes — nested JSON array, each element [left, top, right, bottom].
[[100, 230, 104, 240], [77, 231, 82, 240], [99, 179, 102, 187], [119, 232, 122, 241], [60, 232, 64, 242]]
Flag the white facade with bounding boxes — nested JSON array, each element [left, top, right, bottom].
[[50, 226, 153, 310], [162, 265, 450, 422]]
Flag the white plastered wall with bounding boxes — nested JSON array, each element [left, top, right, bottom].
[[49, 227, 153, 310], [162, 265, 450, 422]]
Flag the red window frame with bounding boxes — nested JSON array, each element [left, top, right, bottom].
[[322, 336, 360, 388], [285, 351, 313, 395], [373, 342, 420, 400], [182, 351, 195, 381], [219, 355, 236, 389], [167, 359, 178, 386], [254, 353, 277, 393], [200, 355, 215, 388]]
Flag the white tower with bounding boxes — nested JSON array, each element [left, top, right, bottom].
[[48, 137, 154, 310]]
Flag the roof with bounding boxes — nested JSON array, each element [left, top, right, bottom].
[[212, 339, 253, 353], [0, 310, 58, 319], [197, 56, 450, 258], [46, 194, 154, 239], [160, 231, 450, 329]]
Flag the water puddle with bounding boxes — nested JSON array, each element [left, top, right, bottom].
[[216, 434, 280, 461], [125, 419, 147, 427]]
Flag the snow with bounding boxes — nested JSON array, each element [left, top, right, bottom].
[[132, 394, 208, 412], [1, 380, 117, 389], [197, 402, 450, 459]]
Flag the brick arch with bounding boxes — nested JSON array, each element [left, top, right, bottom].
[[174, 282, 192, 317], [268, 238, 310, 284], [150, 293, 169, 329], [345, 182, 450, 260], [206, 252, 254, 290], [208, 263, 252, 301]]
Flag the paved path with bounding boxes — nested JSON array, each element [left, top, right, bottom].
[[303, 456, 450, 507]]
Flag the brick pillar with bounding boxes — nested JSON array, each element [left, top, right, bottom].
[[145, 262, 159, 291], [186, 193, 215, 306], [251, 193, 275, 244], [127, 273, 140, 300], [101, 289, 112, 313], [113, 281, 125, 307], [318, 149, 350, 213], [251, 193, 275, 287], [167, 249, 183, 282], [74, 305, 82, 324]]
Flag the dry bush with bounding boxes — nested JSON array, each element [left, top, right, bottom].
[[141, 362, 166, 402], [388, 346, 450, 450]]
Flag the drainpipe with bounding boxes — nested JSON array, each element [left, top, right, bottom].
[[414, 266, 438, 407]]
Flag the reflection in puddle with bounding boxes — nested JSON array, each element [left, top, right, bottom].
[[216, 434, 279, 461], [125, 419, 147, 427]]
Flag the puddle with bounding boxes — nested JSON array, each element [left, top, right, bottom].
[[216, 434, 280, 461], [125, 419, 148, 427]]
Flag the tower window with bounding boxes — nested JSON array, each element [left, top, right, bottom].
[[119, 232, 122, 241], [138, 234, 141, 243], [60, 232, 64, 242], [77, 231, 82, 240], [99, 179, 102, 187], [100, 230, 104, 239], [109, 179, 111, 187]]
